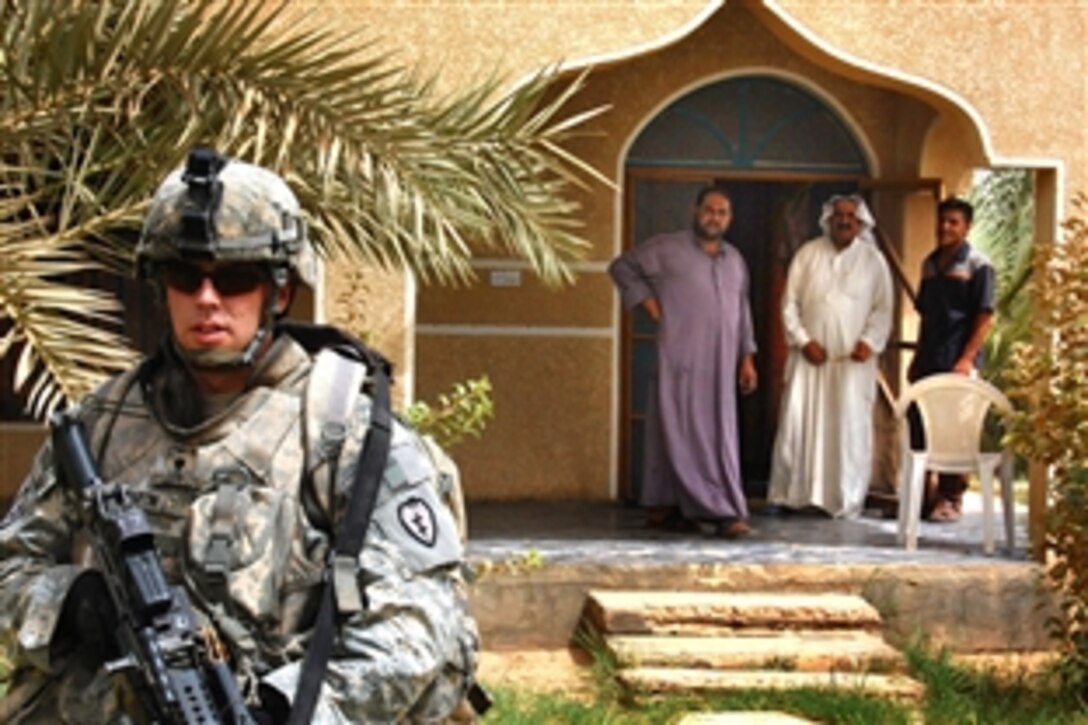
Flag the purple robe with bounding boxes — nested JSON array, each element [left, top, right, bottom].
[[609, 229, 757, 520]]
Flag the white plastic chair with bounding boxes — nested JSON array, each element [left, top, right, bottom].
[[893, 373, 1015, 555]]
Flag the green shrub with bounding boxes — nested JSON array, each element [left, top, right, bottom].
[[404, 376, 494, 450], [1005, 193, 1088, 704]]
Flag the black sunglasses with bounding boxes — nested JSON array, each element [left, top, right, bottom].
[[161, 263, 269, 296]]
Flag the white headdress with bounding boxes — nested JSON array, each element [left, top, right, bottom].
[[819, 194, 877, 245]]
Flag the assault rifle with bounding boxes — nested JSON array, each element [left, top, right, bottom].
[[51, 408, 255, 724]]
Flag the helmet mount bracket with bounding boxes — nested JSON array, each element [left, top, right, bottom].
[[179, 148, 228, 254]]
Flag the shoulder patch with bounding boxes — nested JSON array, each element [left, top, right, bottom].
[[366, 422, 464, 571], [373, 476, 462, 573], [397, 496, 438, 547]]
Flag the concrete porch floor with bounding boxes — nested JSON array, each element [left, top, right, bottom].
[[465, 492, 1029, 566], [464, 494, 1058, 656]]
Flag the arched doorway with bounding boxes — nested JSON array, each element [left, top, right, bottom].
[[619, 74, 871, 503]]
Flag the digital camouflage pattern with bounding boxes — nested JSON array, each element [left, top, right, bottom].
[[136, 156, 318, 287], [0, 334, 479, 723]]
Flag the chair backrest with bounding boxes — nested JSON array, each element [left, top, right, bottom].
[[894, 373, 1012, 460]]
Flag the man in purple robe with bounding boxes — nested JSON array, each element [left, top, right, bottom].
[[609, 185, 758, 538]]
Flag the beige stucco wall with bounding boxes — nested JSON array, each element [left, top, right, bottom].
[[285, 1, 706, 91], [504, 2, 941, 501], [416, 335, 614, 501], [414, 2, 961, 501], [775, 0, 1086, 194], [321, 259, 412, 402], [284, 0, 1086, 501], [290, 1, 1084, 188]]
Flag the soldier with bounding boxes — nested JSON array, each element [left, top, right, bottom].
[[0, 149, 481, 722]]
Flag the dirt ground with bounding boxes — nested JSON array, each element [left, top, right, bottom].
[[477, 647, 596, 696]]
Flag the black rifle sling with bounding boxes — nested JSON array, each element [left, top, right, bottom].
[[288, 365, 391, 725]]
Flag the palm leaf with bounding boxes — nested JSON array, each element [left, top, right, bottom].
[[0, 0, 607, 418], [1, 234, 137, 417], [968, 169, 1035, 386]]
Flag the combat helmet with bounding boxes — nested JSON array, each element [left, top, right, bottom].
[[137, 147, 316, 287], [137, 148, 316, 367]]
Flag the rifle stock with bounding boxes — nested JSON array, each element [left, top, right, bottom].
[[51, 408, 254, 725]]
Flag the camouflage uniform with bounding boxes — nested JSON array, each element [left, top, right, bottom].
[[0, 151, 479, 723]]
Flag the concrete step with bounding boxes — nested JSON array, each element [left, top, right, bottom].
[[585, 590, 884, 635], [619, 666, 926, 703], [606, 631, 904, 673], [583, 589, 926, 704]]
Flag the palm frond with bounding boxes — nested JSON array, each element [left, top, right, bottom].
[[0, 0, 608, 418], [968, 169, 1035, 386], [1, 235, 137, 418]]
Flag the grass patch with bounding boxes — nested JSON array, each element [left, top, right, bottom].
[[571, 622, 623, 705], [480, 643, 1088, 723], [905, 643, 1087, 724], [483, 685, 912, 724], [474, 548, 548, 579], [486, 687, 636, 724], [5, 637, 1085, 722]]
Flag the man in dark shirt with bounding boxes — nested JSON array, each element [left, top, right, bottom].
[[908, 196, 996, 521]]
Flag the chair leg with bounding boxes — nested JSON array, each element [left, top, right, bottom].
[[979, 461, 995, 556], [897, 456, 911, 545], [1001, 455, 1016, 556], [901, 454, 926, 551]]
